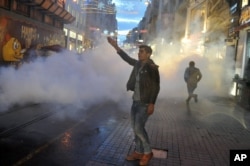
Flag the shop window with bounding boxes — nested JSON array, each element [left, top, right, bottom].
[[0, 0, 10, 9], [190, 5, 205, 34]]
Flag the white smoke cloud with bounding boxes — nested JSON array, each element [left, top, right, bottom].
[[152, 40, 234, 101], [0, 33, 235, 117], [0, 37, 132, 113]]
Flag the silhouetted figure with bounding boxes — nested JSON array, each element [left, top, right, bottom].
[[184, 61, 202, 104]]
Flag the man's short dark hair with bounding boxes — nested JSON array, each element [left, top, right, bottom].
[[139, 45, 152, 55], [189, 61, 195, 67]]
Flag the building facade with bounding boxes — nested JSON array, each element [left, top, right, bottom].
[[227, 0, 250, 107], [129, 0, 185, 54], [64, 0, 117, 54], [0, 0, 75, 66]]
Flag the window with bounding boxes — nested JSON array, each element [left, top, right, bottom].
[[242, 0, 249, 8], [0, 0, 10, 9], [13, 2, 29, 16], [44, 15, 53, 25], [30, 9, 43, 22], [55, 20, 63, 28]]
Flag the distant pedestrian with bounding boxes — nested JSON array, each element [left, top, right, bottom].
[[107, 36, 160, 166], [184, 61, 202, 103]]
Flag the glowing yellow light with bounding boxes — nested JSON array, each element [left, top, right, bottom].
[[230, 82, 237, 96], [181, 37, 191, 43]]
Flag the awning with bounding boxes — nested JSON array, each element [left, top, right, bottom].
[[17, 0, 75, 24]]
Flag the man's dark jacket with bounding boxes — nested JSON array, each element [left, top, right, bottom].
[[117, 50, 160, 104]]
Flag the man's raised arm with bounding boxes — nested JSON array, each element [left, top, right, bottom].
[[107, 37, 121, 52]]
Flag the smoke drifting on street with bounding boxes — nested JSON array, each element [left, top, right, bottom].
[[0, 34, 234, 116], [154, 45, 234, 100], [0, 38, 131, 113]]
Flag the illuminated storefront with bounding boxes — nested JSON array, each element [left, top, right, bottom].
[[183, 0, 229, 58], [0, 0, 75, 66], [234, 4, 250, 78], [182, 0, 207, 54], [228, 0, 250, 107], [64, 28, 85, 54]]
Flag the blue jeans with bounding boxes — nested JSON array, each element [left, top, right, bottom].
[[131, 101, 151, 154]]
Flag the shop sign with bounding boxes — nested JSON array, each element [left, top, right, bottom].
[[69, 31, 76, 39], [89, 27, 99, 31], [0, 16, 65, 62], [77, 35, 83, 41]]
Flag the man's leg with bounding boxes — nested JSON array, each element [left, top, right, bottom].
[[126, 102, 144, 160], [186, 84, 193, 103], [187, 84, 197, 103], [133, 103, 153, 166], [186, 96, 191, 104], [192, 85, 198, 103], [134, 103, 150, 153], [194, 94, 198, 102]]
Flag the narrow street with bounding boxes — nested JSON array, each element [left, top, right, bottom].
[[0, 96, 250, 166], [0, 101, 126, 166]]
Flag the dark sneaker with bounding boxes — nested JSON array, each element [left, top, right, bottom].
[[194, 95, 198, 103], [126, 151, 143, 161], [139, 152, 153, 166]]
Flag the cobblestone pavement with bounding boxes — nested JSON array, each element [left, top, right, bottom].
[[86, 97, 250, 166]]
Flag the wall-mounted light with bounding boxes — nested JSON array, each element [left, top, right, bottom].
[[145, 0, 150, 5]]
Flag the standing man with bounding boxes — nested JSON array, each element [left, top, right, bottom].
[[184, 61, 202, 103], [107, 37, 160, 166]]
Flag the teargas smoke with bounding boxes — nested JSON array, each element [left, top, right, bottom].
[[147, 1, 234, 100], [152, 41, 235, 100], [0, 37, 131, 113], [0, 28, 235, 118]]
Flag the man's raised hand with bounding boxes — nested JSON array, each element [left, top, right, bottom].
[[107, 37, 116, 45], [107, 36, 120, 51]]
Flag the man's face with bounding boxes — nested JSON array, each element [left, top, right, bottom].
[[138, 48, 150, 62]]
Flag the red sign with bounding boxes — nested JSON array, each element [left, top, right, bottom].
[[140, 29, 147, 33], [89, 27, 99, 31]]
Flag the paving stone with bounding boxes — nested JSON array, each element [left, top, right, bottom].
[[86, 97, 250, 166]]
